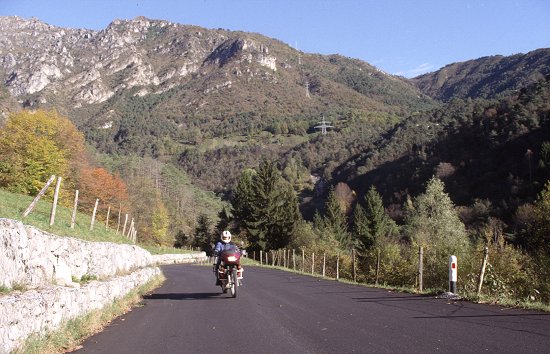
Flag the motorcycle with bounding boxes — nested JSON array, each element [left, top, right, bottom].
[[214, 244, 244, 298]]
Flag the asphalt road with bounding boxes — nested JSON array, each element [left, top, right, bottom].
[[75, 264, 550, 353]]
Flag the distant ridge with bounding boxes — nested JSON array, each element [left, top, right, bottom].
[[411, 48, 550, 101]]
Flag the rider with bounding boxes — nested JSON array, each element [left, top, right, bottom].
[[213, 230, 236, 285]]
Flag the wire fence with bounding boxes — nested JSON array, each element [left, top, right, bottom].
[[2, 175, 137, 243], [244, 244, 549, 304]]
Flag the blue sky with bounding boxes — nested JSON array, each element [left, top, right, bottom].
[[1, 0, 549, 77]]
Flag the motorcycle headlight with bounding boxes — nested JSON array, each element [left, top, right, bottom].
[[227, 256, 237, 262]]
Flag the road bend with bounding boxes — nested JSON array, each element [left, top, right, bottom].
[[75, 264, 550, 353]]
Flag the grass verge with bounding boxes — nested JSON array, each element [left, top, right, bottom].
[[0, 188, 132, 244], [246, 259, 550, 312], [15, 273, 165, 354]]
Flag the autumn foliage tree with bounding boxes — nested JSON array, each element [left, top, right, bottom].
[[77, 166, 130, 215], [0, 110, 86, 195]]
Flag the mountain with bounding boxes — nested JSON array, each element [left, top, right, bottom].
[[0, 16, 432, 143], [412, 48, 550, 101], [0, 16, 436, 193], [2, 15, 549, 224]]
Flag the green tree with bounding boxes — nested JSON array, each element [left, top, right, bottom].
[[282, 156, 310, 191], [127, 177, 160, 244], [174, 230, 189, 248], [527, 180, 550, 255], [193, 213, 213, 252], [215, 206, 233, 235], [322, 187, 351, 249], [232, 168, 256, 233], [354, 185, 397, 250], [151, 198, 170, 246], [405, 177, 468, 251], [352, 202, 372, 250], [233, 160, 301, 251], [405, 177, 469, 288]]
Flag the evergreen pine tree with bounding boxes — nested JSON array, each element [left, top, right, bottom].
[[232, 168, 255, 233], [232, 160, 300, 251], [174, 230, 189, 248], [193, 213, 213, 253], [352, 202, 373, 250], [323, 187, 351, 248], [364, 185, 397, 246], [215, 206, 233, 235]]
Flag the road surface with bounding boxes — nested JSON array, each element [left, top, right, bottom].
[[75, 264, 550, 353]]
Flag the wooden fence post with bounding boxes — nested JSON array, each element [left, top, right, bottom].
[[70, 190, 79, 229], [49, 176, 62, 226], [311, 253, 315, 274], [418, 246, 424, 292], [127, 218, 134, 238], [23, 175, 56, 217], [260, 250, 263, 265], [287, 249, 291, 268], [336, 252, 340, 280], [375, 248, 381, 285], [322, 253, 326, 277], [272, 251, 276, 266], [90, 198, 99, 230], [352, 249, 357, 282], [477, 247, 489, 296], [122, 214, 128, 236], [292, 249, 296, 270], [105, 205, 111, 230], [116, 204, 122, 234]]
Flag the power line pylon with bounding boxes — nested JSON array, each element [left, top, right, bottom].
[[314, 116, 334, 135]]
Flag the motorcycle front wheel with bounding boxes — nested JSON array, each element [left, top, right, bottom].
[[230, 268, 238, 298]]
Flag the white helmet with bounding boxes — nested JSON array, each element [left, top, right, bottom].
[[221, 230, 232, 244]]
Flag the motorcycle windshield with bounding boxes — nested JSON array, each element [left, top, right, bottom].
[[220, 244, 239, 255]]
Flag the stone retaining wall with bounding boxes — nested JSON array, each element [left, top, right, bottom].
[[0, 218, 206, 353], [0, 267, 161, 353], [0, 218, 153, 288]]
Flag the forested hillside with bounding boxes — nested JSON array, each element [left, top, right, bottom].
[[412, 48, 550, 101], [336, 76, 550, 221]]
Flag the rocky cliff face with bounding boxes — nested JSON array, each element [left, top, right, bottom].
[[0, 16, 426, 130], [0, 16, 281, 109]]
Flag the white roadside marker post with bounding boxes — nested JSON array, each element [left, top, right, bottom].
[[449, 255, 457, 294]]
